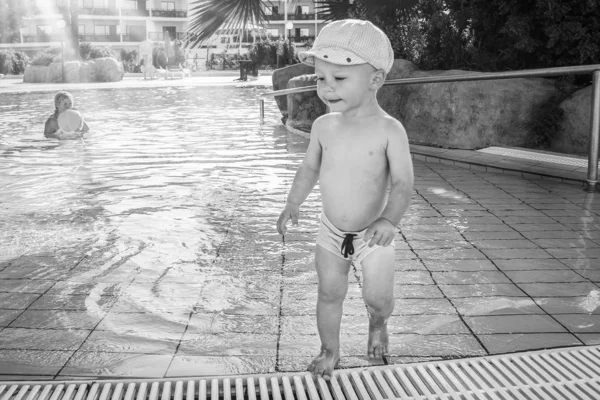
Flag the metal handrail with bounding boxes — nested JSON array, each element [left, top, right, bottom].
[[258, 64, 600, 192]]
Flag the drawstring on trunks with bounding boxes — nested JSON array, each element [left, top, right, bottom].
[[341, 233, 356, 258]]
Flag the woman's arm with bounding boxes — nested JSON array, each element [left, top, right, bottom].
[[44, 117, 59, 138]]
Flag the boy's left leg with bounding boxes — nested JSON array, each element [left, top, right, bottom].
[[360, 245, 395, 358]]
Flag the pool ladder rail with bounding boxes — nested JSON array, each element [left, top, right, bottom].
[[1, 345, 599, 400]]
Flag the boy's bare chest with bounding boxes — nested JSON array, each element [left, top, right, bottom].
[[321, 132, 386, 161]]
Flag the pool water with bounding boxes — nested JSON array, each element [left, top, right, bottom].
[[1, 86, 599, 379], [0, 86, 326, 378]]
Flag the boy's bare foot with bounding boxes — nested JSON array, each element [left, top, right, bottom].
[[307, 348, 340, 380], [368, 321, 389, 358]]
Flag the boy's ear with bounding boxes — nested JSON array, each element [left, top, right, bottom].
[[371, 69, 386, 89]]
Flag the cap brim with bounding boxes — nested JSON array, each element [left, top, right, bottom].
[[299, 47, 366, 67]]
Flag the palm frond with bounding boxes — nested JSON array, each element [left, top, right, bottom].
[[187, 0, 266, 48], [315, 0, 420, 22]]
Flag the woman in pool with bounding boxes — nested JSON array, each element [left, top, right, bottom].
[[44, 91, 89, 139]]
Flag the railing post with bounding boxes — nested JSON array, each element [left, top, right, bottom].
[[259, 98, 265, 121], [587, 70, 600, 192]]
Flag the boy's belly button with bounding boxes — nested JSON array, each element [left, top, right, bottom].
[[342, 215, 347, 222]]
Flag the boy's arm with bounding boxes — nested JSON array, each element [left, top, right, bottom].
[[276, 120, 324, 235], [380, 120, 414, 226]]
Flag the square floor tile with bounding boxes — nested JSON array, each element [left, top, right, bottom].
[[387, 315, 470, 335], [432, 271, 511, 285], [0, 328, 89, 351], [472, 240, 539, 250], [0, 350, 73, 376], [9, 310, 103, 330], [439, 284, 526, 298], [0, 279, 55, 293], [187, 313, 279, 335], [178, 333, 277, 356], [553, 314, 600, 333], [464, 315, 566, 334], [481, 249, 553, 259], [387, 334, 486, 357], [166, 356, 276, 377], [422, 259, 498, 272], [503, 270, 588, 284], [477, 333, 581, 355], [0, 310, 21, 327], [575, 333, 600, 345], [534, 296, 600, 315], [394, 285, 444, 299], [416, 248, 487, 260], [517, 282, 600, 297], [493, 259, 568, 271], [60, 351, 172, 378], [79, 330, 179, 354], [0, 293, 40, 310], [394, 271, 435, 285], [545, 248, 600, 259], [393, 298, 456, 315], [96, 312, 189, 334], [452, 297, 544, 316]]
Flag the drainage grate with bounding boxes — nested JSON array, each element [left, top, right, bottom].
[[1, 346, 599, 400]]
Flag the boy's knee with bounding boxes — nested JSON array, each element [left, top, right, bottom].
[[364, 294, 394, 314], [318, 286, 346, 304]]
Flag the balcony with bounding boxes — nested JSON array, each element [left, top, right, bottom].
[[148, 31, 186, 41], [266, 13, 316, 21], [121, 9, 150, 17], [23, 34, 62, 43], [79, 34, 120, 42], [122, 33, 147, 42], [79, 7, 119, 16], [151, 9, 187, 18]]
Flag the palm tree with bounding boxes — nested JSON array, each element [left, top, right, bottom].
[[186, 0, 420, 49], [69, 0, 79, 56]]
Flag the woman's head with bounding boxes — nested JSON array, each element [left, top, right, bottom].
[[54, 91, 75, 114]]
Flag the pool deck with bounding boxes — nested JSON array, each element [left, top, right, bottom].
[[0, 73, 599, 380]]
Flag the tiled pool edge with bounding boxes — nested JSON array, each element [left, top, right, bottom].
[[410, 145, 587, 187]]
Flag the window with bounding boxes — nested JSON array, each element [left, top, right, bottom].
[[301, 6, 309, 14], [161, 1, 175, 10], [122, 0, 138, 9], [266, 28, 279, 37], [36, 25, 53, 35], [79, 0, 93, 8], [300, 28, 309, 37], [78, 25, 85, 35], [94, 25, 118, 35], [264, 6, 272, 15], [220, 37, 229, 44], [93, 0, 107, 7]]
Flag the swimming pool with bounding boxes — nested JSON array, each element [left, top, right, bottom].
[[1, 85, 598, 380]]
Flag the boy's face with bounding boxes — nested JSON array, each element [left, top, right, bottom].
[[314, 58, 379, 114], [56, 97, 73, 113]]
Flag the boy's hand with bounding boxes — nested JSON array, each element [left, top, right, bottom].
[[277, 202, 300, 235], [365, 217, 396, 247]]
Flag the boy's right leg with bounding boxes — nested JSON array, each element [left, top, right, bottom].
[[308, 244, 351, 380]]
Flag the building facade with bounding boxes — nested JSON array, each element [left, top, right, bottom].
[[1, 0, 324, 56]]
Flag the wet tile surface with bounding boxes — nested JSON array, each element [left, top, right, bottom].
[[1, 87, 599, 380]]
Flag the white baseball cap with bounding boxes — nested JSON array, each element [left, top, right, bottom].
[[299, 19, 394, 73]]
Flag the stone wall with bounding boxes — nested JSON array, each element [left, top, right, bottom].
[[274, 60, 593, 154]]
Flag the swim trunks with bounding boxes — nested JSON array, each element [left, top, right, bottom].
[[316, 212, 395, 265]]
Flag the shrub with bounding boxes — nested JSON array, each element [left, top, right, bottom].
[[30, 50, 59, 66], [0, 50, 13, 74], [11, 51, 29, 74], [79, 41, 116, 60]]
